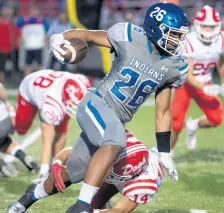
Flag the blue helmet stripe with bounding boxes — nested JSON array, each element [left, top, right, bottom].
[[178, 63, 188, 72], [147, 40, 153, 53], [178, 63, 189, 74], [127, 23, 132, 42]]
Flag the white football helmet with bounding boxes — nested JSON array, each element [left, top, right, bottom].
[[107, 131, 149, 183], [194, 5, 221, 43]]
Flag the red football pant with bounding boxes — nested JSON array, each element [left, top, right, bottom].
[[15, 93, 70, 135], [171, 83, 223, 133]]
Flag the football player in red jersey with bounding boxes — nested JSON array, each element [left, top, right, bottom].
[[171, 6, 224, 151], [15, 69, 91, 183], [7, 131, 164, 213]]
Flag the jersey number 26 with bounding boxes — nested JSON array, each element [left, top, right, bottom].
[[110, 68, 158, 108]]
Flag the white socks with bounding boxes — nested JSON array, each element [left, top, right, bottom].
[[188, 119, 199, 132], [78, 182, 99, 204], [33, 182, 49, 200], [10, 146, 21, 156], [39, 164, 50, 175]]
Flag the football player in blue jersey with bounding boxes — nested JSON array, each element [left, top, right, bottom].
[[49, 2, 189, 212]]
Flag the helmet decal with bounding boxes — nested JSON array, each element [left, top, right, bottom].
[[142, 2, 189, 56]]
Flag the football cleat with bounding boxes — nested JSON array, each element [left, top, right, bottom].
[[32, 172, 49, 184], [7, 201, 26, 213], [185, 119, 197, 150], [23, 156, 39, 173], [0, 158, 17, 177], [17, 183, 37, 210], [66, 200, 90, 213]]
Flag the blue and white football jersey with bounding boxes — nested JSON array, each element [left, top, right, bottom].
[[97, 23, 188, 122]]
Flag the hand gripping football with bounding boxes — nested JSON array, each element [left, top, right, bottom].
[[61, 38, 88, 64]]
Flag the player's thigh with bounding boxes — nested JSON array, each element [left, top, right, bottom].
[[55, 115, 70, 133], [195, 93, 223, 125], [65, 131, 98, 183], [15, 93, 38, 134], [0, 117, 13, 142], [171, 86, 190, 132], [77, 91, 126, 148]]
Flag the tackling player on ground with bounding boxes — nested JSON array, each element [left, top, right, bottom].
[[171, 5, 224, 151], [7, 131, 164, 213], [49, 2, 189, 212], [0, 83, 38, 176], [15, 70, 90, 183]]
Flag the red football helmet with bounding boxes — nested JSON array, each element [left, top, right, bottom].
[[108, 131, 149, 183], [194, 5, 221, 43], [62, 75, 90, 117]]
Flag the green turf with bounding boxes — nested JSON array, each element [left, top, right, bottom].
[[1, 97, 224, 213]]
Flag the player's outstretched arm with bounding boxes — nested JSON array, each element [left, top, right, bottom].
[[155, 88, 172, 133], [186, 57, 221, 96], [63, 29, 112, 49], [49, 29, 112, 63], [6, 148, 72, 213], [186, 57, 205, 91], [155, 88, 178, 181], [0, 82, 8, 103], [218, 55, 224, 84], [218, 55, 224, 96], [40, 122, 55, 166]]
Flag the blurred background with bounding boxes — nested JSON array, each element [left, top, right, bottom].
[[0, 0, 224, 87]]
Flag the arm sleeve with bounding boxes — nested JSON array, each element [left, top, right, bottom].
[[107, 22, 130, 56], [39, 103, 64, 126], [155, 60, 189, 96]]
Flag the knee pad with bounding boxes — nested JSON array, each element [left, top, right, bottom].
[[172, 117, 185, 133], [15, 128, 28, 135], [208, 114, 222, 126]]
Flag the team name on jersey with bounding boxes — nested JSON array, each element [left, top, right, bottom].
[[130, 57, 165, 81]]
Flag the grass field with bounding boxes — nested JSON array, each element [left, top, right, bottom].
[[1, 97, 224, 213]]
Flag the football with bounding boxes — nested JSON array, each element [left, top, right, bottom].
[[60, 38, 88, 64]]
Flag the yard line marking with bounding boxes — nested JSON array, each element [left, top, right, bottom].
[[3, 128, 41, 164], [190, 209, 208, 213]]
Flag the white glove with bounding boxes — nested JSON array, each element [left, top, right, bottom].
[[49, 34, 71, 63], [203, 84, 221, 96], [159, 152, 178, 181]]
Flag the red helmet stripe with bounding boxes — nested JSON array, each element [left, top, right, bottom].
[[195, 8, 206, 21], [212, 8, 220, 22], [123, 186, 157, 196], [124, 179, 157, 189]]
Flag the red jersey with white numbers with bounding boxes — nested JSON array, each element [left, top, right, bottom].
[[19, 69, 89, 125]]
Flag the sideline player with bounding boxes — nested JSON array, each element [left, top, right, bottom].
[[7, 131, 164, 213], [0, 83, 38, 176], [171, 6, 224, 151], [15, 69, 91, 183], [49, 2, 189, 212]]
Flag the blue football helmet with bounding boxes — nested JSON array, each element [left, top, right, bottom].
[[143, 2, 189, 56]]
